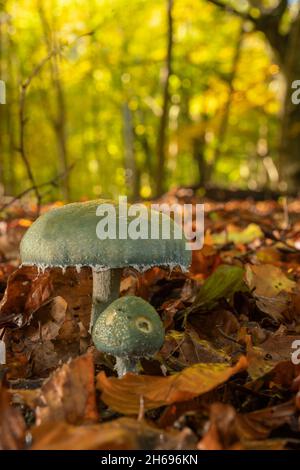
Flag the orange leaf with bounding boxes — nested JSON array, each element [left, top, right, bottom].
[[30, 417, 196, 450], [0, 378, 26, 450], [245, 264, 296, 298], [35, 353, 98, 425], [97, 356, 248, 414]]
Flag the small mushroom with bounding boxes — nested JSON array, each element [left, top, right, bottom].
[[92, 296, 164, 376], [20, 199, 191, 333]]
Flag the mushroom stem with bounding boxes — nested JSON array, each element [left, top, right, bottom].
[[90, 268, 122, 332], [115, 356, 139, 377]]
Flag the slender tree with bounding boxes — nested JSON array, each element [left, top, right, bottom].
[[156, 0, 174, 196], [38, 3, 70, 201], [207, 0, 300, 188]]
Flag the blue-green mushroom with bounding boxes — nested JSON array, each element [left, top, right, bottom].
[[20, 199, 191, 333], [92, 296, 164, 376]]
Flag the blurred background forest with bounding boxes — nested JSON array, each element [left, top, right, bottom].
[[0, 0, 300, 203]]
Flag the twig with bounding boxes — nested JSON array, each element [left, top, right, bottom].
[[18, 53, 58, 215], [0, 162, 76, 213], [138, 395, 145, 421], [207, 0, 254, 21], [216, 325, 244, 349], [16, 29, 95, 215]]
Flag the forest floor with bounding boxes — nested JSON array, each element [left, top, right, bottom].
[[0, 189, 300, 450]]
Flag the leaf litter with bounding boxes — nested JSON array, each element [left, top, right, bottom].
[[0, 193, 300, 450]]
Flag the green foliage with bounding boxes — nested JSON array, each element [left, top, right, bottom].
[[0, 0, 283, 201], [194, 264, 245, 310]]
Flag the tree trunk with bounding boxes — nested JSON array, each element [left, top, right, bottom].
[[0, 18, 4, 191], [279, 14, 300, 188], [123, 102, 140, 201], [192, 137, 206, 187], [38, 4, 70, 201], [207, 0, 300, 189], [212, 24, 244, 174], [156, 0, 174, 197]]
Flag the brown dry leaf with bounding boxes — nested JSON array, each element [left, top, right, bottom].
[[97, 356, 247, 414], [35, 353, 98, 426], [30, 417, 196, 450], [236, 400, 296, 441], [31, 340, 59, 377], [198, 400, 297, 450], [245, 263, 296, 321], [243, 439, 297, 450], [28, 296, 68, 343], [245, 264, 296, 297], [161, 328, 229, 367], [1, 265, 92, 330], [264, 361, 300, 390], [161, 298, 186, 329], [198, 403, 242, 450], [259, 333, 300, 363], [189, 308, 240, 354], [0, 265, 52, 327], [246, 333, 300, 381], [31, 419, 137, 450], [246, 335, 280, 380], [0, 375, 26, 450], [136, 267, 188, 301], [4, 267, 93, 378], [189, 244, 220, 278], [9, 388, 40, 409]]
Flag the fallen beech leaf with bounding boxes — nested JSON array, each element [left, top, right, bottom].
[[9, 388, 40, 409], [193, 265, 245, 311], [161, 328, 230, 367], [0, 375, 26, 450], [256, 246, 281, 263], [264, 361, 300, 390], [30, 417, 196, 450], [198, 403, 241, 450], [212, 223, 263, 245], [97, 356, 248, 414], [236, 400, 296, 441], [198, 400, 297, 450], [189, 244, 220, 277], [161, 298, 185, 329], [35, 353, 98, 425], [4, 267, 93, 378], [243, 438, 297, 450], [137, 267, 171, 300], [189, 308, 240, 348], [31, 419, 137, 450], [245, 264, 296, 298], [245, 264, 297, 322], [31, 340, 59, 377], [259, 334, 300, 363], [0, 265, 93, 330], [0, 265, 52, 328], [246, 335, 279, 380]]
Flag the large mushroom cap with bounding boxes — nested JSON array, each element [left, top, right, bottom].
[[20, 199, 191, 270], [92, 296, 164, 358]]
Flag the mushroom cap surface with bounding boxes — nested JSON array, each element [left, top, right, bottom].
[[92, 296, 164, 358], [20, 199, 191, 270]]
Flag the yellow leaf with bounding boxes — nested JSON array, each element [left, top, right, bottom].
[[97, 356, 248, 414]]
